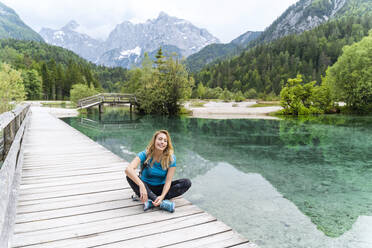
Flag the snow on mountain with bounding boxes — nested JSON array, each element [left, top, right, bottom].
[[40, 12, 219, 68], [39, 20, 102, 62]]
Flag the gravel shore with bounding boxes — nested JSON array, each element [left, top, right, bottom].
[[185, 101, 282, 119]]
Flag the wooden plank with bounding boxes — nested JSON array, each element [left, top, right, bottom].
[[13, 209, 208, 248], [16, 198, 141, 223], [17, 181, 129, 202], [229, 242, 259, 248], [192, 235, 253, 248], [14, 198, 191, 234], [23, 154, 122, 162], [16, 189, 133, 214], [21, 162, 125, 173], [20, 167, 124, 180], [21, 164, 125, 172], [19, 172, 125, 189], [97, 221, 231, 248], [21, 165, 124, 178], [164, 231, 247, 248], [22, 156, 122, 165], [19, 178, 126, 195], [17, 189, 131, 207]]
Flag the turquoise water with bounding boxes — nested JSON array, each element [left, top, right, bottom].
[[62, 108, 372, 248]]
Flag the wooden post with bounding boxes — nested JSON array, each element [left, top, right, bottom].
[[3, 120, 15, 160], [130, 103, 132, 114], [99, 103, 104, 114]]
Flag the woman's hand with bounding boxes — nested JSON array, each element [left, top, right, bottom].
[[139, 185, 148, 203], [153, 195, 165, 206]]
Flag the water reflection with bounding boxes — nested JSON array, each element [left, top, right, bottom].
[[62, 108, 372, 247], [188, 162, 372, 248]]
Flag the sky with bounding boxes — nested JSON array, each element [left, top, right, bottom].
[[2, 0, 299, 43]]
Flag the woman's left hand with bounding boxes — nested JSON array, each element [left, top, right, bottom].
[[153, 195, 165, 206]]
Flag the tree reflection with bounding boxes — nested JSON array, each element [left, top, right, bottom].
[[62, 110, 372, 237]]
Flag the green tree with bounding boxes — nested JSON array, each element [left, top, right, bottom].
[[244, 88, 257, 99], [70, 83, 99, 104], [40, 62, 50, 99], [280, 74, 331, 115], [21, 69, 42, 100], [324, 30, 372, 110], [137, 55, 194, 115], [196, 83, 206, 99], [234, 90, 245, 102], [0, 63, 26, 113], [219, 88, 233, 102]]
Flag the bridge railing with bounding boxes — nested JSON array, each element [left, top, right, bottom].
[[77, 94, 104, 108], [77, 93, 137, 109], [0, 104, 31, 247]]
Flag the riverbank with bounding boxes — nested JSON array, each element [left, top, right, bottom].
[[185, 101, 282, 119], [28, 100, 282, 120]]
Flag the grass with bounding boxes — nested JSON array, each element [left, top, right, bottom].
[[249, 102, 281, 108], [189, 101, 206, 107], [179, 107, 192, 116], [40, 101, 74, 108]]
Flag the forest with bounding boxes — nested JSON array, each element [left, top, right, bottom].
[[193, 15, 372, 98]]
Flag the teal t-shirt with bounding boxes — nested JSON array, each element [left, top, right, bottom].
[[137, 150, 176, 186]]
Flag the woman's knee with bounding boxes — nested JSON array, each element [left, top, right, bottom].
[[183, 178, 192, 189]]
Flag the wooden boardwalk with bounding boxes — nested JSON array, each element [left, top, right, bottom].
[[12, 107, 256, 248]]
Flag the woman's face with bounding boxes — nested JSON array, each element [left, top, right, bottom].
[[155, 133, 168, 152]]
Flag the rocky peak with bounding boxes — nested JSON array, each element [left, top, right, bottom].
[[40, 11, 219, 68], [62, 20, 79, 31], [259, 0, 348, 42], [0, 2, 17, 16]]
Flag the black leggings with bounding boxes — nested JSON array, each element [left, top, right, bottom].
[[126, 176, 191, 201]]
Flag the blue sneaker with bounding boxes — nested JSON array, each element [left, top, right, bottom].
[[143, 200, 154, 211], [131, 194, 140, 201], [160, 200, 175, 213]]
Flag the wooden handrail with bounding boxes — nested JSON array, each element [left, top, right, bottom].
[[0, 104, 31, 247], [0, 104, 30, 162], [77, 93, 138, 109]]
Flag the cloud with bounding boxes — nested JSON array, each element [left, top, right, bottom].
[[1, 0, 298, 43]]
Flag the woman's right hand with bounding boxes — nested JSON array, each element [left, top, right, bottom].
[[139, 185, 148, 203]]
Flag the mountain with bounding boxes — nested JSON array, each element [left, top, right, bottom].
[[39, 20, 102, 62], [254, 0, 372, 44], [0, 2, 43, 42], [193, 13, 372, 96], [230, 31, 262, 46], [98, 44, 183, 68], [40, 12, 219, 68], [185, 31, 262, 72], [256, 0, 348, 43], [96, 12, 219, 68], [187, 0, 372, 72]]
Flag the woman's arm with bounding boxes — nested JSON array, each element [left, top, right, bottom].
[[125, 156, 148, 203], [153, 167, 176, 206]]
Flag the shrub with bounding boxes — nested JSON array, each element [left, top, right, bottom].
[[70, 84, 99, 104]]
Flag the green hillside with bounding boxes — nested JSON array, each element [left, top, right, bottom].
[[0, 2, 44, 42], [0, 39, 129, 100], [185, 43, 240, 72], [193, 14, 372, 96]]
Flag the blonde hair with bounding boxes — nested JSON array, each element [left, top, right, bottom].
[[145, 130, 174, 170]]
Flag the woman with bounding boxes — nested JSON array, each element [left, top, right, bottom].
[[125, 130, 191, 212]]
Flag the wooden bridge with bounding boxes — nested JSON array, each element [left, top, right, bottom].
[[0, 105, 257, 248], [77, 93, 138, 113]]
